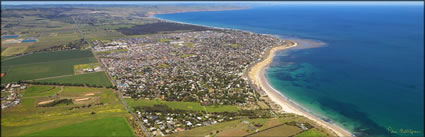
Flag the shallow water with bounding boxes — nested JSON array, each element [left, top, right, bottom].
[[156, 3, 424, 136], [1, 35, 19, 39], [21, 40, 36, 43]]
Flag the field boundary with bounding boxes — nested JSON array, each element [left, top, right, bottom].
[[31, 71, 103, 81], [3, 55, 95, 68], [244, 123, 292, 137]]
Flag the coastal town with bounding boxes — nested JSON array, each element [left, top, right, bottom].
[[134, 106, 235, 136], [0, 3, 360, 137], [94, 30, 287, 106], [0, 19, 344, 137], [91, 30, 294, 136]]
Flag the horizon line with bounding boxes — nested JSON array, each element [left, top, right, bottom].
[[2, 1, 423, 6]]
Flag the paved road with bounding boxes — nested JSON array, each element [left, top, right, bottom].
[[30, 71, 103, 81], [1, 54, 25, 61], [72, 16, 150, 137], [31, 74, 74, 81]]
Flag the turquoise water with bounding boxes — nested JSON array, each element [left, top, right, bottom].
[[156, 3, 424, 136], [1, 35, 19, 39], [21, 39, 36, 43]]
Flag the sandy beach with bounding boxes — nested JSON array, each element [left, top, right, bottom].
[[153, 12, 352, 136], [248, 41, 353, 137]]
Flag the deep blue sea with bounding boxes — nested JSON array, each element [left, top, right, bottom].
[[156, 3, 424, 136]]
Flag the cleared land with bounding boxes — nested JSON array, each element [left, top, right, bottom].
[[1, 46, 28, 56], [35, 72, 113, 87], [1, 42, 34, 50], [1, 85, 135, 137], [23, 85, 60, 97], [73, 63, 101, 74], [29, 31, 81, 52], [248, 124, 302, 137], [295, 128, 328, 137], [170, 116, 327, 137], [124, 98, 240, 113], [1, 50, 97, 83], [73, 63, 100, 72]]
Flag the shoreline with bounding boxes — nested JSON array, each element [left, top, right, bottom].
[[150, 10, 353, 137], [248, 41, 353, 137], [152, 15, 254, 34], [146, 7, 249, 17], [151, 12, 286, 40]]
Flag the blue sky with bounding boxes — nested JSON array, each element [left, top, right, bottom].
[[2, 1, 423, 6]]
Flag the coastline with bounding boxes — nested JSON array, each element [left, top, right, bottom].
[[151, 11, 353, 137], [151, 12, 285, 40], [146, 7, 249, 17], [248, 41, 353, 137]]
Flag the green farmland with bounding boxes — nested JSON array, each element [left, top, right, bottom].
[[36, 72, 113, 87], [23, 85, 60, 97], [28, 31, 82, 53], [1, 85, 135, 137], [1, 50, 97, 83], [124, 98, 240, 113], [23, 117, 134, 137], [295, 128, 328, 137]]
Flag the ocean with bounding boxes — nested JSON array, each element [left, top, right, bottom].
[[155, 3, 424, 136]]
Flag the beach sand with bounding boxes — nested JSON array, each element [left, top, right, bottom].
[[248, 41, 353, 137], [151, 14, 352, 136]]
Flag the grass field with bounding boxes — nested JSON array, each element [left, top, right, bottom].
[[231, 43, 241, 48], [257, 101, 270, 109], [159, 38, 172, 43], [2, 16, 81, 53], [171, 116, 331, 137], [73, 63, 100, 72], [1, 50, 97, 83], [295, 128, 328, 137], [23, 85, 60, 97], [179, 53, 195, 58], [170, 117, 294, 136], [85, 30, 127, 41], [1, 17, 126, 53], [1, 42, 34, 49], [27, 30, 81, 53], [1, 55, 15, 61], [1, 85, 135, 137], [248, 125, 302, 137], [1, 49, 94, 67], [185, 42, 194, 48], [172, 118, 248, 136], [36, 72, 112, 87], [124, 98, 240, 113], [1, 46, 29, 56], [23, 117, 134, 137]]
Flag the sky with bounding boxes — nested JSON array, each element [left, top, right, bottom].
[[2, 1, 423, 6]]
